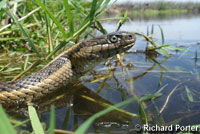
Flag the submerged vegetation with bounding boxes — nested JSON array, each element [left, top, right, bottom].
[[0, 0, 200, 134]]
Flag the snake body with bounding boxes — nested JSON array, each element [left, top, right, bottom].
[[0, 31, 136, 106]]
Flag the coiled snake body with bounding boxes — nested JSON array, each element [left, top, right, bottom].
[[0, 31, 136, 106]]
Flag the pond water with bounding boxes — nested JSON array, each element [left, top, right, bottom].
[[37, 15, 200, 133], [3, 15, 200, 133]]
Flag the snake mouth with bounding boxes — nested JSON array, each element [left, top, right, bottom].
[[124, 43, 135, 49], [122, 43, 135, 53], [123, 37, 136, 50]]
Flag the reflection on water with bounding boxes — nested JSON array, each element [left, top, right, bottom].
[[5, 15, 200, 133]]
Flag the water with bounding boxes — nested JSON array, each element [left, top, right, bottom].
[[102, 16, 200, 44], [4, 15, 200, 133], [39, 15, 200, 133], [99, 15, 200, 126]]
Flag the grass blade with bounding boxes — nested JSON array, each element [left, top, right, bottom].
[[95, 0, 104, 10], [164, 45, 188, 51], [70, 0, 85, 14], [151, 24, 154, 35], [8, 10, 40, 57], [0, 106, 16, 134], [96, 0, 111, 16], [75, 15, 90, 35], [159, 25, 165, 45], [147, 25, 149, 36], [35, 0, 67, 37], [47, 19, 90, 59], [139, 103, 147, 124], [0, 37, 24, 41], [75, 97, 137, 134], [62, 108, 71, 130], [139, 93, 162, 102], [49, 105, 55, 134], [138, 93, 162, 124], [63, 0, 74, 36], [14, 119, 30, 128], [81, 95, 138, 117], [160, 48, 169, 57], [46, 41, 67, 59], [28, 104, 45, 134], [46, 0, 97, 59], [95, 21, 107, 34], [73, 0, 100, 36], [23, 55, 30, 70], [89, 0, 98, 21], [185, 86, 194, 102], [116, 11, 127, 31], [43, 0, 53, 53]]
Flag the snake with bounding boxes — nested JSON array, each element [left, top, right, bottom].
[[0, 31, 136, 106]]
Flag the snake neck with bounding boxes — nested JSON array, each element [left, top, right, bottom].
[[59, 42, 102, 75]]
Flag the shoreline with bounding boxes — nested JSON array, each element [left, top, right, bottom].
[[105, 2, 200, 18]]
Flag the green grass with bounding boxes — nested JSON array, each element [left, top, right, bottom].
[[28, 104, 45, 134], [0, 0, 109, 56], [0, 106, 16, 134], [0, 0, 112, 79]]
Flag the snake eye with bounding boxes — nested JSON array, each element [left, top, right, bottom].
[[110, 35, 118, 43]]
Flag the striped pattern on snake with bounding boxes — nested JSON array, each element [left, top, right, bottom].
[[0, 31, 136, 106]]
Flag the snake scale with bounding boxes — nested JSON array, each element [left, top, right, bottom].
[[0, 31, 136, 106]]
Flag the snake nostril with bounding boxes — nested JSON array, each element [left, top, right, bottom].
[[128, 35, 132, 39]]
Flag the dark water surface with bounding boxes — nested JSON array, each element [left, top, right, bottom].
[[3, 15, 200, 133]]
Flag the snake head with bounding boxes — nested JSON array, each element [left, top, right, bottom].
[[77, 31, 136, 59], [70, 31, 136, 61]]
